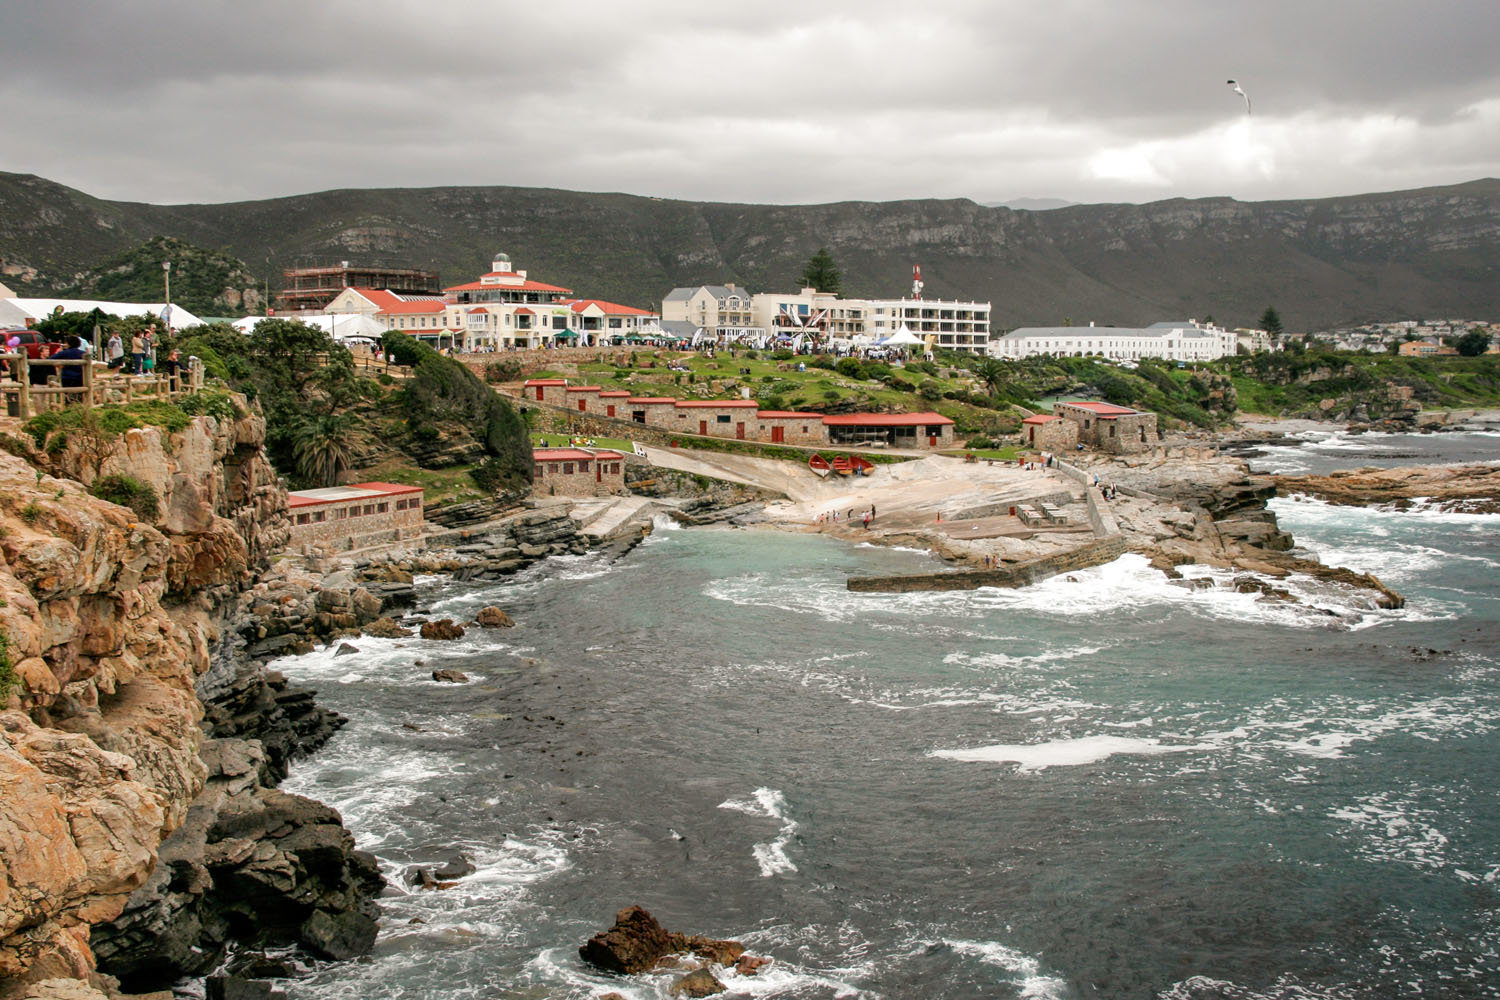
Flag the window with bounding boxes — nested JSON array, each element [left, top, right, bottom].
[[377, 503, 389, 513], [717, 414, 731, 423], [364, 504, 376, 516], [533, 465, 543, 477], [549, 463, 559, 473], [312, 511, 326, 523], [296, 513, 310, 525]]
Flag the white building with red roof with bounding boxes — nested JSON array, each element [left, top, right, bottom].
[[444, 252, 574, 350], [325, 287, 461, 346]]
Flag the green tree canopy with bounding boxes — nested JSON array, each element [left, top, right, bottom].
[[1456, 327, 1493, 357], [1259, 306, 1283, 337], [798, 248, 842, 294]]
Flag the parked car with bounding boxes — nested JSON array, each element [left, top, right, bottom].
[[4, 330, 64, 360]]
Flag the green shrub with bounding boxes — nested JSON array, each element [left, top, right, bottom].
[[771, 349, 794, 361], [484, 359, 522, 383], [918, 380, 944, 401], [0, 631, 14, 702], [823, 389, 840, 401], [90, 474, 160, 521], [836, 357, 865, 380], [743, 350, 758, 360], [20, 502, 42, 524]]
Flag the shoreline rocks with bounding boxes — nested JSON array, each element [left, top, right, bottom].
[[579, 906, 765, 993], [1275, 464, 1500, 514]]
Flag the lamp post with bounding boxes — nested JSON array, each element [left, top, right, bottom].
[[162, 261, 172, 324]]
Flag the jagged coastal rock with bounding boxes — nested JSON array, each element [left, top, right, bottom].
[[0, 407, 381, 999], [1275, 464, 1500, 514]]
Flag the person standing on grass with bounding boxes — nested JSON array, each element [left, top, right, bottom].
[[130, 329, 145, 374]]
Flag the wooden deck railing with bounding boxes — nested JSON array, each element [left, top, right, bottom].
[[1, 352, 206, 419]]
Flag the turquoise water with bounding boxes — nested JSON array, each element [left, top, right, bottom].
[[275, 438, 1500, 999]]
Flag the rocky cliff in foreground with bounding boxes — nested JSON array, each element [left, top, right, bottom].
[[0, 407, 380, 1000]]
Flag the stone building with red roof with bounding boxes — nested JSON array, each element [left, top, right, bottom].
[[1020, 413, 1078, 452], [285, 482, 425, 554], [1054, 401, 1157, 454], [532, 448, 626, 497]]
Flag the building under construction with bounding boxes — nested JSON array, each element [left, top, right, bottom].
[[275, 261, 441, 314]]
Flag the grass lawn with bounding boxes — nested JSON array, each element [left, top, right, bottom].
[[532, 432, 637, 452], [353, 459, 484, 506], [941, 446, 1021, 461]]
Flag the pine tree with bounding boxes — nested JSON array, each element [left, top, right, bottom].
[[798, 248, 842, 294], [1259, 306, 1283, 337]]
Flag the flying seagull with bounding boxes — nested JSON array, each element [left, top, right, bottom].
[[1227, 79, 1251, 115]]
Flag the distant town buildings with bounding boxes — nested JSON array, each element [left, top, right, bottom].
[[989, 320, 1235, 362], [1397, 340, 1458, 357], [322, 253, 658, 350]]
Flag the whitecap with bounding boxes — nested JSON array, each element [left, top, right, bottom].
[[718, 787, 799, 876], [930, 734, 1210, 772]]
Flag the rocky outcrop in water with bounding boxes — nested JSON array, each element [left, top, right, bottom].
[[579, 906, 748, 976], [380, 506, 588, 582], [1275, 464, 1500, 514]]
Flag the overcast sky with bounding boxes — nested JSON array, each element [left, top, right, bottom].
[[4, 0, 1499, 208]]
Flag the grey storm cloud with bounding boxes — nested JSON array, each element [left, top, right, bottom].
[[3, 0, 1499, 206]]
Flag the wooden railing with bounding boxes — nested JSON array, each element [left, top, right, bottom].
[[1, 353, 206, 419]]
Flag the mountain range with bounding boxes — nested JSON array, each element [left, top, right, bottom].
[[3, 171, 1499, 332]]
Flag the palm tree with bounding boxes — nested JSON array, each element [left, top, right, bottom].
[[290, 413, 355, 487], [974, 358, 1008, 398]]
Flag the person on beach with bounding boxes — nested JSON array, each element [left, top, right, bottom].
[[862, 512, 870, 528]]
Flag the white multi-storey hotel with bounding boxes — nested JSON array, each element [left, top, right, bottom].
[[989, 320, 1237, 362], [661, 283, 993, 354]]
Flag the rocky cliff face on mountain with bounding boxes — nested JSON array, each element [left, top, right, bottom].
[[0, 408, 380, 1000], [3, 171, 1499, 330]]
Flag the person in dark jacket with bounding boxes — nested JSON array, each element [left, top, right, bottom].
[[52, 335, 89, 391]]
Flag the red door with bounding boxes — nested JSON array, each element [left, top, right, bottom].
[[607, 405, 615, 417], [595, 462, 601, 482], [928, 435, 937, 447], [699, 420, 708, 435], [736, 422, 745, 440], [771, 426, 784, 443], [578, 399, 586, 411], [534, 386, 544, 400]]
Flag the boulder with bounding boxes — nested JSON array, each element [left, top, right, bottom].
[[362, 617, 412, 639], [419, 619, 465, 641], [333, 643, 360, 657], [205, 975, 286, 1000], [670, 969, 725, 998], [475, 606, 514, 628], [431, 669, 469, 684]]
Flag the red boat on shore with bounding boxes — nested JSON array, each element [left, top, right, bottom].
[[808, 454, 832, 477]]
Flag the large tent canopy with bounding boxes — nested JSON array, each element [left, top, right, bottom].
[[232, 313, 386, 341]]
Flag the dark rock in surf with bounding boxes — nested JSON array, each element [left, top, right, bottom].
[[476, 606, 515, 628], [431, 668, 469, 683], [420, 619, 465, 640], [579, 906, 748, 976]]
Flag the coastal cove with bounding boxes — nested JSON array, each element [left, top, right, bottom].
[[266, 430, 1500, 1000]]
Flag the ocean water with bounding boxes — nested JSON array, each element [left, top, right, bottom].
[[274, 433, 1500, 999]]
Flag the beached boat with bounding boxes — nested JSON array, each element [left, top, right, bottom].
[[849, 455, 875, 476], [830, 455, 854, 476], [808, 454, 832, 477]]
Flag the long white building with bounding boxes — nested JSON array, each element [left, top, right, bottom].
[[989, 320, 1235, 362]]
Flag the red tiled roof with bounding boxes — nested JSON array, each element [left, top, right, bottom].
[[565, 385, 603, 392], [444, 278, 573, 294], [821, 412, 954, 427], [523, 378, 568, 386], [674, 399, 759, 408], [757, 411, 819, 418], [1059, 401, 1139, 416], [376, 299, 446, 315], [627, 397, 677, 404], [513, 307, 535, 316], [1022, 414, 1060, 424], [561, 298, 658, 317], [286, 481, 422, 508], [600, 390, 631, 397], [533, 448, 624, 462]]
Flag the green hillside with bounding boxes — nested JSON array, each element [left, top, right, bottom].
[[4, 171, 1500, 330], [54, 236, 264, 316]]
